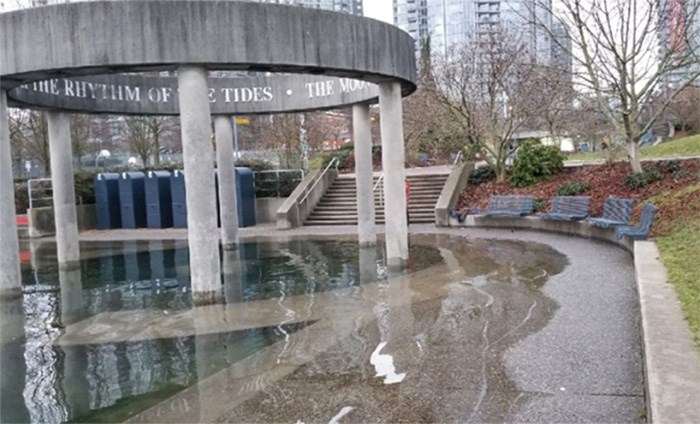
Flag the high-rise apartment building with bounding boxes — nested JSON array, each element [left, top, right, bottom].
[[394, 0, 558, 65], [254, 0, 362, 15], [658, 0, 700, 86]]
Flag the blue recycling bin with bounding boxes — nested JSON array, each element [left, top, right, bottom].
[[236, 167, 256, 227], [171, 170, 188, 228], [94, 173, 121, 229], [145, 170, 173, 229], [118, 172, 147, 229]]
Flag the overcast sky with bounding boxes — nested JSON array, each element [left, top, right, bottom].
[[364, 0, 393, 23]]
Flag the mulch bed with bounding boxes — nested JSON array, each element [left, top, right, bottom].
[[456, 159, 700, 234]]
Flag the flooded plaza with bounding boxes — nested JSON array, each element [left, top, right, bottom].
[[0, 231, 645, 423]]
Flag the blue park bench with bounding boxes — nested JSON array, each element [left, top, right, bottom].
[[537, 196, 590, 221], [586, 197, 634, 228], [482, 195, 534, 217], [616, 204, 658, 240]]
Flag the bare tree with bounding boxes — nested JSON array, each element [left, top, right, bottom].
[[665, 85, 700, 135], [70, 114, 93, 169], [531, 0, 700, 173], [12, 110, 51, 175], [122, 115, 178, 166], [433, 30, 555, 181], [124, 116, 154, 166]]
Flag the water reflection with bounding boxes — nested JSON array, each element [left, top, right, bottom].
[[3, 235, 570, 423]]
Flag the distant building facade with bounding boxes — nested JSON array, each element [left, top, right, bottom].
[[658, 0, 700, 86], [252, 0, 363, 15], [394, 0, 564, 67]]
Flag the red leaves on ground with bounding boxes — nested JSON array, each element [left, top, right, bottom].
[[457, 160, 700, 232]]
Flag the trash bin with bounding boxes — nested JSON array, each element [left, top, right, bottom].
[[94, 173, 121, 229], [145, 170, 173, 229], [118, 172, 147, 229], [171, 170, 188, 228], [236, 167, 256, 227]]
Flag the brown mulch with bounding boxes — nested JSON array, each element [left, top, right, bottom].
[[456, 159, 700, 235]]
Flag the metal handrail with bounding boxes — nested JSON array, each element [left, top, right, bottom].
[[299, 157, 338, 204], [453, 150, 464, 166], [372, 173, 384, 209]]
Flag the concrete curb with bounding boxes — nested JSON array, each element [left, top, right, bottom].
[[451, 216, 700, 423], [634, 242, 700, 424]]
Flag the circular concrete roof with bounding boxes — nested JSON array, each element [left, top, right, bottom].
[[0, 0, 417, 115]]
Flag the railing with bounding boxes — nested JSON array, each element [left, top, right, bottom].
[[453, 150, 464, 166], [27, 178, 53, 209], [372, 173, 384, 209], [300, 157, 338, 204], [253, 169, 305, 198]]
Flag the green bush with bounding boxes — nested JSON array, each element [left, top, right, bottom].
[[14, 181, 29, 214], [533, 197, 547, 213], [556, 181, 591, 196], [74, 171, 96, 205], [468, 165, 496, 185], [321, 142, 354, 170], [625, 169, 662, 188], [510, 139, 565, 188], [234, 158, 275, 171]]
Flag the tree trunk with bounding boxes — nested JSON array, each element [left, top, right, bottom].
[[627, 140, 642, 173], [153, 131, 161, 166]]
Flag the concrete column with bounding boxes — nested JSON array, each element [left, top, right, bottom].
[[353, 104, 376, 246], [178, 66, 221, 304], [0, 89, 21, 293], [379, 82, 408, 268], [214, 116, 239, 250], [47, 111, 80, 268]]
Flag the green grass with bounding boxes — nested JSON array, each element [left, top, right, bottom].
[[656, 219, 700, 350], [566, 134, 700, 162]]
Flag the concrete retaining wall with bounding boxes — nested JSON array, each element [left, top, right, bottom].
[[435, 162, 474, 227], [276, 169, 337, 229], [256, 198, 286, 224]]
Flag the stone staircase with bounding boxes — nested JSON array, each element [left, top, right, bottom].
[[304, 173, 449, 226]]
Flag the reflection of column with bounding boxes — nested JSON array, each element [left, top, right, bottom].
[[353, 104, 376, 246], [193, 312, 218, 422], [148, 241, 165, 283], [0, 89, 21, 293], [214, 116, 239, 250], [59, 267, 83, 326], [47, 112, 80, 268], [379, 82, 408, 269], [0, 297, 30, 422], [358, 246, 378, 285], [222, 249, 244, 304], [178, 66, 221, 304], [59, 267, 90, 419]]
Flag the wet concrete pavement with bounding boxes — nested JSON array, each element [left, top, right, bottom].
[[42, 226, 645, 423]]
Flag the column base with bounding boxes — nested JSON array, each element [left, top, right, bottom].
[[192, 290, 224, 306], [58, 260, 82, 271], [0, 286, 23, 300], [386, 256, 408, 271], [221, 242, 238, 251]]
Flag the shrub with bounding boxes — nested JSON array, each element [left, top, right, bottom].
[[234, 158, 274, 171], [556, 181, 591, 196], [625, 169, 662, 189], [322, 142, 354, 171], [74, 171, 96, 205], [533, 197, 547, 213], [510, 139, 565, 188], [468, 165, 496, 185]]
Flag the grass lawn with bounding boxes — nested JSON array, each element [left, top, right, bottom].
[[645, 182, 700, 350], [656, 220, 700, 349], [566, 134, 700, 162]]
